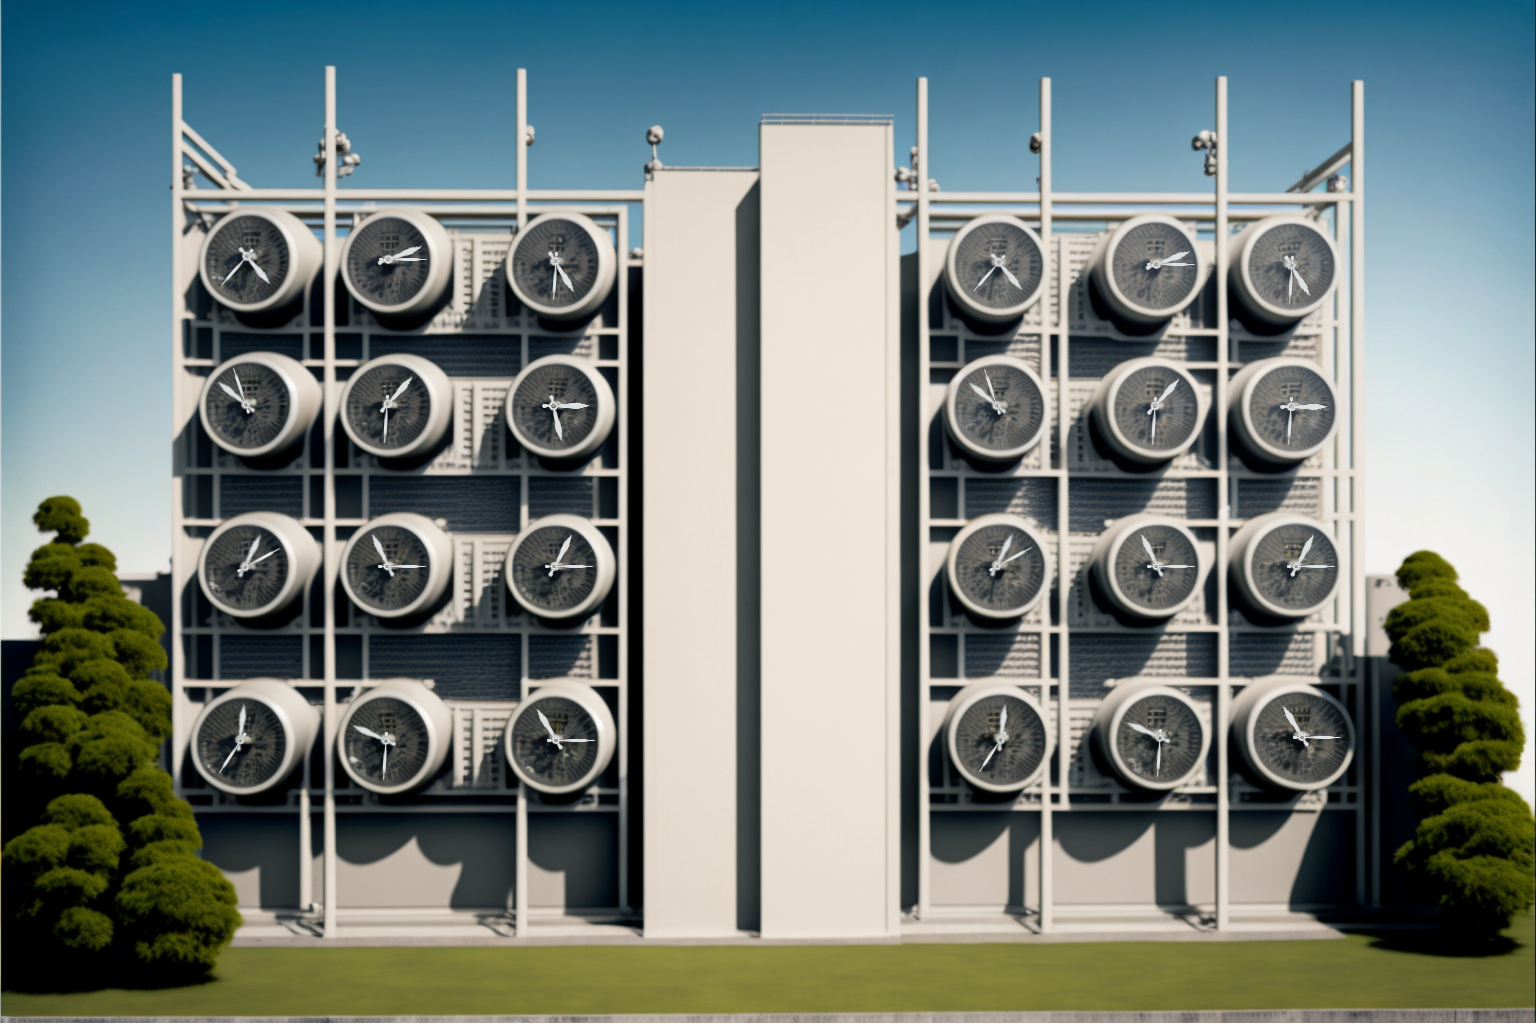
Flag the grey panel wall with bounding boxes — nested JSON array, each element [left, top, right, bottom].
[[1053, 813, 1216, 908], [642, 168, 761, 937], [758, 123, 900, 939], [200, 814, 301, 909], [334, 815, 515, 909]]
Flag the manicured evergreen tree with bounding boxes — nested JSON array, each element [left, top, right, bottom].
[[1386, 550, 1535, 939], [2, 497, 241, 987]]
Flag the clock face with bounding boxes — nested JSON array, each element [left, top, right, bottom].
[[1247, 523, 1339, 614], [1110, 364, 1201, 457], [1250, 692, 1351, 787], [951, 219, 1044, 313], [949, 362, 1046, 458], [344, 363, 433, 453], [204, 362, 293, 453], [343, 696, 432, 788], [345, 525, 432, 614], [509, 527, 602, 616], [1115, 693, 1204, 785], [345, 216, 434, 308], [195, 699, 287, 790], [511, 217, 605, 312], [1109, 220, 1200, 316], [951, 692, 1048, 789], [509, 695, 603, 790], [204, 215, 293, 307], [1245, 221, 1336, 310], [951, 523, 1048, 618], [511, 361, 604, 455], [1111, 524, 1200, 615], [1246, 363, 1336, 454], [202, 524, 290, 613]]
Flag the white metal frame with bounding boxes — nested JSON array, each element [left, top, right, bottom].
[[170, 68, 641, 939], [911, 77, 1367, 932]]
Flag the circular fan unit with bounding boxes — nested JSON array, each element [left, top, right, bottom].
[[1089, 215, 1206, 328], [1230, 215, 1340, 332], [1230, 513, 1341, 621], [339, 514, 454, 624], [943, 355, 1049, 465], [199, 208, 321, 317], [1090, 358, 1206, 465], [337, 679, 452, 795], [505, 515, 616, 624], [1090, 683, 1210, 791], [944, 684, 1051, 793], [1228, 358, 1339, 468], [340, 209, 454, 321], [1091, 516, 1204, 622], [198, 512, 320, 625], [199, 352, 322, 462], [943, 215, 1046, 325], [339, 353, 453, 462], [507, 211, 617, 322], [505, 355, 616, 463], [504, 681, 617, 796], [1231, 679, 1354, 791], [946, 515, 1052, 624], [189, 678, 319, 795]]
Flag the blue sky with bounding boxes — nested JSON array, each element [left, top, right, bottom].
[[3, 1, 1533, 796]]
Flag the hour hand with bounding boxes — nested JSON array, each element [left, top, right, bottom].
[[251, 261, 271, 284], [1129, 722, 1158, 738], [1283, 707, 1302, 736], [999, 264, 1022, 289], [555, 264, 575, 291], [354, 724, 386, 742], [973, 265, 998, 291]]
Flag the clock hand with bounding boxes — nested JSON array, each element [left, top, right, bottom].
[[1308, 735, 1340, 741], [973, 264, 999, 291], [553, 407, 563, 440], [999, 263, 1022, 290], [383, 406, 389, 441], [558, 737, 593, 742], [997, 546, 1031, 568], [1140, 534, 1166, 576], [988, 534, 1013, 576], [219, 745, 240, 774], [250, 259, 271, 285], [1128, 722, 1158, 738], [389, 564, 425, 569], [387, 377, 413, 404], [556, 535, 572, 564], [217, 382, 253, 414], [222, 250, 251, 284], [1146, 251, 1190, 271], [353, 724, 386, 742], [1292, 403, 1327, 410], [1153, 380, 1179, 407], [246, 535, 262, 565], [373, 535, 388, 561], [1156, 738, 1162, 777], [381, 744, 388, 778], [982, 740, 1002, 768], [985, 370, 1000, 407], [378, 245, 423, 266], [556, 263, 575, 292], [1151, 407, 1157, 443], [1287, 406, 1294, 444], [537, 708, 564, 750], [245, 549, 277, 570]]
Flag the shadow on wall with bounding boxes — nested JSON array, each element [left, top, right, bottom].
[[332, 814, 516, 909], [1230, 807, 1352, 908], [527, 812, 618, 911], [1054, 812, 1215, 910], [930, 812, 1040, 909]]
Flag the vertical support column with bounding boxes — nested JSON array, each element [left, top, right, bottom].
[[615, 206, 631, 919], [1350, 80, 1368, 910], [1038, 76, 1056, 937], [759, 120, 899, 939], [914, 76, 931, 926], [169, 74, 186, 792], [321, 65, 339, 940], [516, 69, 528, 231], [1213, 75, 1232, 933], [513, 65, 529, 938], [515, 781, 529, 935]]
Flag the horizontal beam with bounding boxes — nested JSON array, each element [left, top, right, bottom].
[[176, 188, 645, 202]]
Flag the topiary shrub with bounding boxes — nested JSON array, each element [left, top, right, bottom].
[[1386, 551, 1535, 940], [2, 497, 241, 990]]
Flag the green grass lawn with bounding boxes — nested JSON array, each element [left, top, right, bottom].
[[4, 915, 1532, 1018]]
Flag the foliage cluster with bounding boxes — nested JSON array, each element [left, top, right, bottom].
[[1386, 550, 1535, 938], [2, 497, 241, 987]]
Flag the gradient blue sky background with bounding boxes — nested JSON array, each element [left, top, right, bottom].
[[3, 1, 1533, 798]]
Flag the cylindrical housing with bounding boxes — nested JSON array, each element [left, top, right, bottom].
[[1229, 512, 1342, 621], [943, 355, 1049, 465], [197, 511, 321, 625], [1090, 358, 1207, 465], [199, 208, 322, 316], [1088, 214, 1206, 326], [1229, 215, 1340, 331], [336, 679, 453, 795], [339, 353, 454, 462], [945, 514, 1053, 624], [505, 354, 617, 463], [199, 351, 322, 462], [1090, 515, 1205, 621], [503, 680, 617, 795], [506, 211, 617, 322], [943, 215, 1046, 324], [1089, 682, 1210, 792], [339, 513, 455, 623], [1231, 679, 1355, 792], [505, 514, 617, 624], [1228, 357, 1340, 467], [943, 683, 1052, 793], [189, 678, 319, 795], [340, 208, 455, 319]]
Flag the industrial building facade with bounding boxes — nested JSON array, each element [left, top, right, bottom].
[[168, 69, 1386, 941]]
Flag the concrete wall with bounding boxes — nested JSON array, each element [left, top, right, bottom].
[[758, 122, 900, 939], [1053, 812, 1217, 909], [333, 814, 515, 909], [641, 168, 761, 937]]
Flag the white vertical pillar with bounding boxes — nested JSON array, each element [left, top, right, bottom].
[[321, 64, 339, 940], [1213, 75, 1231, 933], [1038, 76, 1057, 936], [758, 121, 900, 939], [914, 78, 931, 926]]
